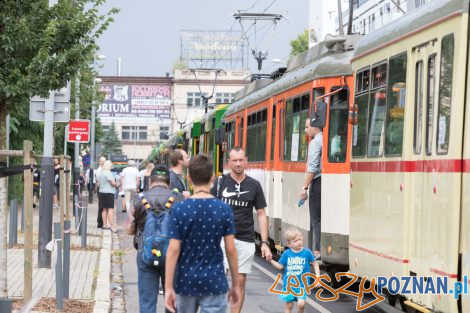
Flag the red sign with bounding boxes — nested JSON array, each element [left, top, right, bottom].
[[67, 120, 90, 143]]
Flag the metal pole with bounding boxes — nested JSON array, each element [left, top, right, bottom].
[[23, 140, 34, 301], [8, 199, 17, 248], [38, 92, 55, 268], [81, 201, 87, 248], [337, 0, 344, 35], [73, 75, 80, 228], [63, 220, 71, 299], [6, 114, 9, 167], [89, 105, 95, 204], [54, 223, 63, 310]]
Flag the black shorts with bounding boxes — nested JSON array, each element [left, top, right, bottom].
[[99, 193, 115, 209]]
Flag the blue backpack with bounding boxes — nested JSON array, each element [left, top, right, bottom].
[[139, 193, 175, 267]]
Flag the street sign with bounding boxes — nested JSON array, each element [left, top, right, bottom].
[[29, 100, 70, 122], [67, 120, 90, 143], [29, 85, 71, 122]]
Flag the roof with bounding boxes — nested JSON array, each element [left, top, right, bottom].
[[354, 0, 468, 59], [225, 35, 361, 116]]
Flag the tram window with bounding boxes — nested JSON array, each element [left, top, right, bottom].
[[367, 89, 387, 157], [238, 118, 243, 147], [312, 88, 325, 115], [437, 34, 454, 155], [352, 94, 369, 157], [384, 53, 407, 156], [372, 63, 387, 88], [356, 69, 370, 93], [328, 89, 348, 163], [414, 61, 424, 155], [284, 99, 293, 161], [271, 105, 276, 161], [426, 55, 436, 155]]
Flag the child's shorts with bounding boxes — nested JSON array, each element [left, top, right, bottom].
[[279, 287, 308, 302]]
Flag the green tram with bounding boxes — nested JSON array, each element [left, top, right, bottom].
[[189, 104, 227, 175]]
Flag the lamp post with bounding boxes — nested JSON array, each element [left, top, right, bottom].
[[90, 54, 106, 169]]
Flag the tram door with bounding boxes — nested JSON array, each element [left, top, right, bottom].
[[267, 103, 282, 244]]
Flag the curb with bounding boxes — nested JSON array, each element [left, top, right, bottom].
[[93, 230, 112, 313]]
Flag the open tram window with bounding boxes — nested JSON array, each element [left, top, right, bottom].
[[426, 55, 436, 155], [436, 34, 454, 155], [367, 62, 388, 157], [312, 88, 325, 115], [384, 53, 407, 156], [328, 88, 349, 163], [353, 68, 370, 158], [414, 61, 424, 155]]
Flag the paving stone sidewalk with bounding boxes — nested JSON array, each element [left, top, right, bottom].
[[7, 196, 113, 313]]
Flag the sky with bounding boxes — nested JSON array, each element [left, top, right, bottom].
[[95, 0, 309, 77]]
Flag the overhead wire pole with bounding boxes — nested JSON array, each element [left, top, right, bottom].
[[234, 12, 284, 72], [73, 74, 80, 224]]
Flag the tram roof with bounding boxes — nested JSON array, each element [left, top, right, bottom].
[[354, 0, 469, 59], [226, 35, 361, 116]]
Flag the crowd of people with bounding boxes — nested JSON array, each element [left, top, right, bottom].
[[77, 113, 325, 313]]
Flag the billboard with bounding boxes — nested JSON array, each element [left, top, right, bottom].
[[97, 84, 171, 120]]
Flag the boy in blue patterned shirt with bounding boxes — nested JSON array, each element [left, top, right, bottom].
[[269, 227, 320, 313], [165, 154, 239, 313]]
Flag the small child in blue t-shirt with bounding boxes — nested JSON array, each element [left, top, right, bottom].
[[269, 227, 320, 313]]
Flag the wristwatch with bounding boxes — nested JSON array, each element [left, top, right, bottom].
[[303, 186, 309, 190], [261, 240, 269, 246]]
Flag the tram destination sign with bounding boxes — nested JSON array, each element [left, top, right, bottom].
[[97, 84, 171, 120], [67, 120, 90, 143]]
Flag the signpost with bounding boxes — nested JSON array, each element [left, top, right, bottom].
[[30, 86, 70, 268]]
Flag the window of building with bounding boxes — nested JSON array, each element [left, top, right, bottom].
[[328, 89, 349, 163], [367, 62, 388, 157], [160, 126, 169, 140], [187, 92, 208, 106], [436, 34, 454, 154], [122, 126, 148, 141], [353, 69, 370, 158], [426, 55, 436, 155], [102, 125, 110, 133], [215, 93, 235, 104], [384, 53, 407, 156]]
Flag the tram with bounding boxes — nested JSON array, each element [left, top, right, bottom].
[[349, 0, 470, 311], [222, 34, 361, 273]]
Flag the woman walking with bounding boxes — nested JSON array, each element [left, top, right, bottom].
[[99, 160, 118, 232]]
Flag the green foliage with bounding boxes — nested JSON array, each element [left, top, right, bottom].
[[289, 30, 309, 58], [101, 121, 122, 157], [0, 0, 118, 197]]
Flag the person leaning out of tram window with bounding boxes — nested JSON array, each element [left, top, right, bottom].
[[300, 116, 323, 261], [99, 160, 118, 232]]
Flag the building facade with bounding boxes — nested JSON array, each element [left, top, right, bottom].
[[172, 69, 250, 132], [97, 76, 173, 163]]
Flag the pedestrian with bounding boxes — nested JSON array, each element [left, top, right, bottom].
[[165, 154, 239, 313], [139, 162, 154, 192], [129, 164, 184, 313], [98, 160, 117, 232], [95, 156, 106, 228], [169, 149, 190, 199], [120, 159, 140, 214], [53, 158, 60, 209], [269, 227, 320, 313], [300, 117, 323, 261], [211, 147, 272, 313], [33, 162, 40, 208], [85, 166, 95, 203]]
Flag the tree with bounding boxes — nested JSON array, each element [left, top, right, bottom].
[[0, 0, 117, 298], [289, 30, 309, 58], [101, 121, 122, 157]]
